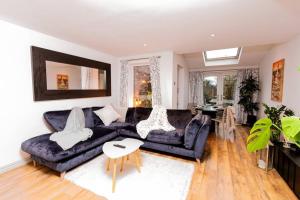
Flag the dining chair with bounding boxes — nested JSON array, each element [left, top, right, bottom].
[[212, 106, 236, 142]]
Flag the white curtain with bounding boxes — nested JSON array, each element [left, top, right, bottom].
[[188, 71, 204, 106], [149, 56, 162, 106], [81, 67, 92, 89], [234, 68, 259, 124], [120, 60, 129, 107]]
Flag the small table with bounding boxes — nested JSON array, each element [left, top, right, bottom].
[[103, 138, 144, 192]]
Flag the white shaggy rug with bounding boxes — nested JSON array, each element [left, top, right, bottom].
[[65, 152, 194, 200]]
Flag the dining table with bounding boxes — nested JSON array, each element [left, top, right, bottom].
[[196, 105, 224, 133]]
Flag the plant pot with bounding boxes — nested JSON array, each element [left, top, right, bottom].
[[256, 143, 274, 172], [283, 143, 300, 154], [247, 115, 257, 127]]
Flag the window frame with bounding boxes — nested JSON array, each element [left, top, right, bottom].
[[203, 47, 242, 62]]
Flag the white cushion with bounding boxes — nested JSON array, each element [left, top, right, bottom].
[[94, 105, 121, 126]]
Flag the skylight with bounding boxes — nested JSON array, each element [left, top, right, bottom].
[[204, 47, 241, 61], [202, 47, 242, 66]]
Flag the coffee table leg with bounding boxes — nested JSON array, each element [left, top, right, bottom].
[[134, 152, 141, 173], [138, 149, 142, 166], [127, 155, 129, 160], [112, 159, 117, 192], [106, 158, 110, 171], [120, 156, 125, 172]]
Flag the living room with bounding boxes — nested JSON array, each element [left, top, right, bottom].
[[0, 0, 300, 200]]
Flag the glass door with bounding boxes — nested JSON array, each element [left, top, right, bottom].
[[203, 72, 237, 106], [203, 76, 219, 105], [222, 74, 237, 106]]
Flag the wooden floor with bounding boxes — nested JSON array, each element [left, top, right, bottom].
[[0, 126, 298, 200]]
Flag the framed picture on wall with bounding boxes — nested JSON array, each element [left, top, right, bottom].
[[57, 74, 69, 90], [271, 59, 285, 102]]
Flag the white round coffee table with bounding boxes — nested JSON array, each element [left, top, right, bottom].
[[103, 138, 144, 192]]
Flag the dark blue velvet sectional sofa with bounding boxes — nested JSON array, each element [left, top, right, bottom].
[[21, 107, 211, 175]]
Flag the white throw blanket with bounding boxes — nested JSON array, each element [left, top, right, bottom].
[[50, 107, 93, 150], [136, 105, 175, 139]]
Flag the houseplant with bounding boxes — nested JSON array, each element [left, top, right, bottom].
[[247, 116, 300, 171], [262, 104, 294, 142], [238, 74, 260, 126], [247, 116, 300, 152]]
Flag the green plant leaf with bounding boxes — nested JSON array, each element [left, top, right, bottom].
[[281, 116, 300, 147], [247, 118, 272, 152]]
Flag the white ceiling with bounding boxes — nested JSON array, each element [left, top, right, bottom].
[[183, 44, 275, 68], [0, 0, 300, 57]]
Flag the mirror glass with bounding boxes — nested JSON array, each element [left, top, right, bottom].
[[46, 61, 107, 90]]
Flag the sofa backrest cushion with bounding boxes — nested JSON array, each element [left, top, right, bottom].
[[44, 107, 95, 131], [125, 107, 193, 129], [91, 107, 104, 126], [166, 109, 193, 129], [184, 114, 211, 149]]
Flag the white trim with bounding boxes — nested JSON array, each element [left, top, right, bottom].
[[0, 158, 32, 174], [189, 65, 259, 72]]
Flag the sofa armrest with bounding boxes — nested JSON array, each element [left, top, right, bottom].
[[193, 123, 210, 160]]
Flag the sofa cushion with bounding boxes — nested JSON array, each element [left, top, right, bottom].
[[146, 129, 185, 145], [92, 107, 104, 126], [184, 114, 204, 149], [166, 110, 193, 129], [21, 127, 117, 162], [97, 122, 134, 130], [44, 107, 95, 131], [118, 126, 142, 139], [134, 107, 152, 123], [93, 105, 121, 126]]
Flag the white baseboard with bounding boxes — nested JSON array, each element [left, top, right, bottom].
[[0, 158, 32, 174]]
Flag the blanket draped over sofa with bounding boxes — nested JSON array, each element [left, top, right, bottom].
[[136, 105, 175, 139], [50, 107, 93, 150]]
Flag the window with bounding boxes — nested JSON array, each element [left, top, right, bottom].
[[203, 76, 218, 105], [204, 47, 241, 61], [203, 47, 242, 66], [133, 65, 152, 107]]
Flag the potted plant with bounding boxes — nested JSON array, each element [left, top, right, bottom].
[[262, 104, 294, 142], [238, 74, 260, 126], [247, 116, 300, 171]]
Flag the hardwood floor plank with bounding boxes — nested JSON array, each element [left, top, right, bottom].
[[0, 126, 298, 200]]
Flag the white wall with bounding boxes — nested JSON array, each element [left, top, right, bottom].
[[0, 20, 119, 168], [259, 35, 300, 117], [119, 51, 175, 109]]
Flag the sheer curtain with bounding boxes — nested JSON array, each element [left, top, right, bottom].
[[81, 67, 92, 89], [188, 71, 204, 106], [149, 56, 162, 106], [120, 60, 129, 107], [234, 68, 259, 124]]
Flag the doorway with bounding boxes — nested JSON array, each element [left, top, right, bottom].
[[203, 71, 237, 106]]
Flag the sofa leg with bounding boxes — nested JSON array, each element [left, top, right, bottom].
[[196, 159, 201, 170], [60, 172, 66, 179], [33, 160, 37, 167]]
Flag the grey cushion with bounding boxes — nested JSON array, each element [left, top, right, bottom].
[[119, 129, 142, 139], [96, 122, 134, 130], [184, 114, 203, 149], [147, 129, 185, 145]]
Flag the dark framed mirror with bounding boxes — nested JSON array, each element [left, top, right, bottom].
[[31, 46, 111, 101]]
